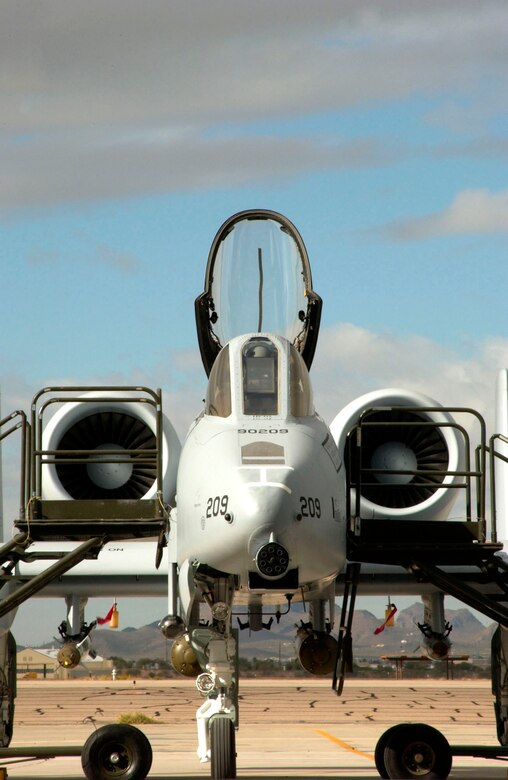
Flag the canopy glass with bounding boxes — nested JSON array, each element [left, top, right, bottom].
[[196, 210, 321, 375]]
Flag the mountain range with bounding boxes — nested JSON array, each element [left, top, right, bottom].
[[35, 602, 496, 662]]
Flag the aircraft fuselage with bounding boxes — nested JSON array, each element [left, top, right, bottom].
[[175, 333, 346, 605]]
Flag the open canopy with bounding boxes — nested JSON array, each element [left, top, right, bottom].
[[195, 209, 322, 375]]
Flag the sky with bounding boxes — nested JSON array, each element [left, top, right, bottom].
[[1, 0, 508, 645]]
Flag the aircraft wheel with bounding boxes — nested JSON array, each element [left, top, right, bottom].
[[383, 723, 452, 779], [81, 724, 153, 780], [210, 717, 236, 779], [0, 632, 17, 747], [375, 725, 401, 778]]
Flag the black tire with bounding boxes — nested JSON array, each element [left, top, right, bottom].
[[81, 724, 153, 780], [210, 717, 236, 779], [384, 723, 452, 780], [375, 725, 401, 779], [0, 631, 17, 747]]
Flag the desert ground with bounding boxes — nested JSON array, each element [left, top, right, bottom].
[[1, 678, 508, 779]]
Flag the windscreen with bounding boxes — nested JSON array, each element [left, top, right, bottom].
[[210, 217, 308, 346]]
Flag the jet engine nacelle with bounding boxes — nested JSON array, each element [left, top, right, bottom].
[[41, 391, 180, 504], [330, 388, 462, 522]]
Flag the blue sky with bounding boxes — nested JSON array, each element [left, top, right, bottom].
[[1, 1, 508, 643]]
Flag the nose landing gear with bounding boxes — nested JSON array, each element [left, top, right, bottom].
[[191, 581, 239, 779], [211, 716, 237, 780]]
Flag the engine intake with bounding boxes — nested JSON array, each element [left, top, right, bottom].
[[55, 411, 156, 500], [330, 389, 462, 522], [348, 408, 449, 509], [40, 390, 180, 506]]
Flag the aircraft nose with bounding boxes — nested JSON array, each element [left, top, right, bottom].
[[237, 473, 293, 528], [235, 475, 295, 577]]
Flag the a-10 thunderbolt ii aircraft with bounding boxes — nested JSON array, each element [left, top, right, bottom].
[[3, 209, 508, 779]]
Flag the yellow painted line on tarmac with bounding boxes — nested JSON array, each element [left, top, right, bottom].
[[314, 729, 374, 762]]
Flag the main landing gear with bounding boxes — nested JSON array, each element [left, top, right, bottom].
[[81, 724, 153, 780], [374, 719, 508, 779], [375, 723, 452, 780]]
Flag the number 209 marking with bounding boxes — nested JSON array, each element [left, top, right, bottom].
[[206, 495, 229, 518], [300, 496, 321, 518]]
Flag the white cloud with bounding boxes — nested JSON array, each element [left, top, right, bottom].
[[95, 245, 139, 272], [386, 189, 508, 240], [425, 98, 508, 136], [1, 1, 504, 131], [312, 323, 501, 429], [1, 1, 507, 210], [26, 243, 140, 271], [0, 132, 388, 210]]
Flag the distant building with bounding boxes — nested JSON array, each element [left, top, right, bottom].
[[17, 648, 56, 679], [16, 648, 113, 679]]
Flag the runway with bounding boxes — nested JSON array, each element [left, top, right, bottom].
[[3, 678, 508, 778]]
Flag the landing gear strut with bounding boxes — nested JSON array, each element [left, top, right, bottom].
[[191, 584, 238, 779]]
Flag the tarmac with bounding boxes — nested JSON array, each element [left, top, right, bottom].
[[2, 677, 508, 779]]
